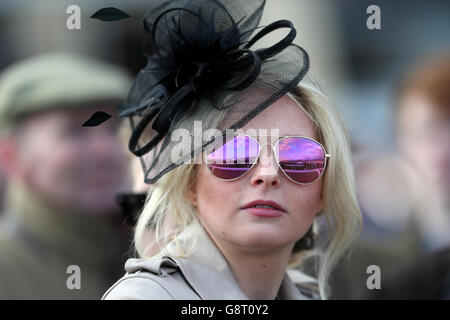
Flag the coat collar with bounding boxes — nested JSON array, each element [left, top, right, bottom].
[[126, 223, 311, 300]]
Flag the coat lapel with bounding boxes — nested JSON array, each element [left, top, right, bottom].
[[169, 224, 248, 299]]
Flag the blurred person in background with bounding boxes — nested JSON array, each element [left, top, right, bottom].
[[115, 122, 149, 230], [329, 53, 450, 299], [115, 122, 177, 258], [0, 52, 133, 299], [360, 54, 450, 299], [361, 245, 450, 299], [395, 54, 450, 252], [0, 170, 5, 212]]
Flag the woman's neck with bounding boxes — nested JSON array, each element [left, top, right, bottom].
[[211, 236, 295, 300]]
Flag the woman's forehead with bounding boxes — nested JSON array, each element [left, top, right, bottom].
[[241, 94, 317, 138]]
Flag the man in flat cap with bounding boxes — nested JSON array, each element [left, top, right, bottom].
[[0, 53, 133, 299]]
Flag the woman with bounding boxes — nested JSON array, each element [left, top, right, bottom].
[[87, 0, 361, 300]]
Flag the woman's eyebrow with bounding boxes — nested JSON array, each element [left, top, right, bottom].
[[244, 133, 298, 138]]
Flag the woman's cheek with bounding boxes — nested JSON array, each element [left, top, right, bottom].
[[287, 185, 322, 219]]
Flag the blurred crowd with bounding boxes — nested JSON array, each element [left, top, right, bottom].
[[0, 0, 449, 300], [329, 55, 450, 299]]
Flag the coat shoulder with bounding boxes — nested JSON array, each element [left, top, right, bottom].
[[286, 268, 321, 300], [103, 257, 201, 300], [102, 272, 176, 300]]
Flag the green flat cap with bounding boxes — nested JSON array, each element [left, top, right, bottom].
[[0, 52, 132, 133]]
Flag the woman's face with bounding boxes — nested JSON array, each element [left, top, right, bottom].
[[189, 95, 324, 254]]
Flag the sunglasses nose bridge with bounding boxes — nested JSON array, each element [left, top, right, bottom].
[[256, 142, 279, 168]]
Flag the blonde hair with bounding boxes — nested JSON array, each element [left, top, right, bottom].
[[134, 75, 362, 299]]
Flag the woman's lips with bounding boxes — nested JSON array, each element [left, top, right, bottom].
[[241, 200, 286, 217], [242, 207, 285, 217]]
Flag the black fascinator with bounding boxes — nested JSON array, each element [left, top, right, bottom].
[[85, 0, 310, 184]]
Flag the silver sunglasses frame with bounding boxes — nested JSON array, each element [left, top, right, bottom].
[[203, 134, 331, 185]]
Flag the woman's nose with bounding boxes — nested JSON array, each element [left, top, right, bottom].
[[250, 144, 281, 187]]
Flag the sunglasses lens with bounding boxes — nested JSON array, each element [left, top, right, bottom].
[[206, 135, 259, 180], [277, 137, 326, 184]]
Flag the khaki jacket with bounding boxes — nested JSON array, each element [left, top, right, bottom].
[[103, 225, 320, 300], [0, 182, 130, 299]]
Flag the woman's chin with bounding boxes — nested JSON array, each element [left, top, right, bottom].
[[226, 233, 295, 252]]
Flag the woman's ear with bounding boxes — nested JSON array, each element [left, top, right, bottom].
[[186, 166, 199, 209], [316, 188, 324, 215], [187, 185, 198, 209], [313, 195, 323, 217]]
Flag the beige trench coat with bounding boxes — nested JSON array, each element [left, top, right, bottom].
[[103, 225, 320, 300]]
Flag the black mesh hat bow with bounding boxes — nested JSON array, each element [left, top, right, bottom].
[[85, 0, 310, 184]]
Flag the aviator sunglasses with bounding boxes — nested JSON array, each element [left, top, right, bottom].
[[204, 134, 331, 185]]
